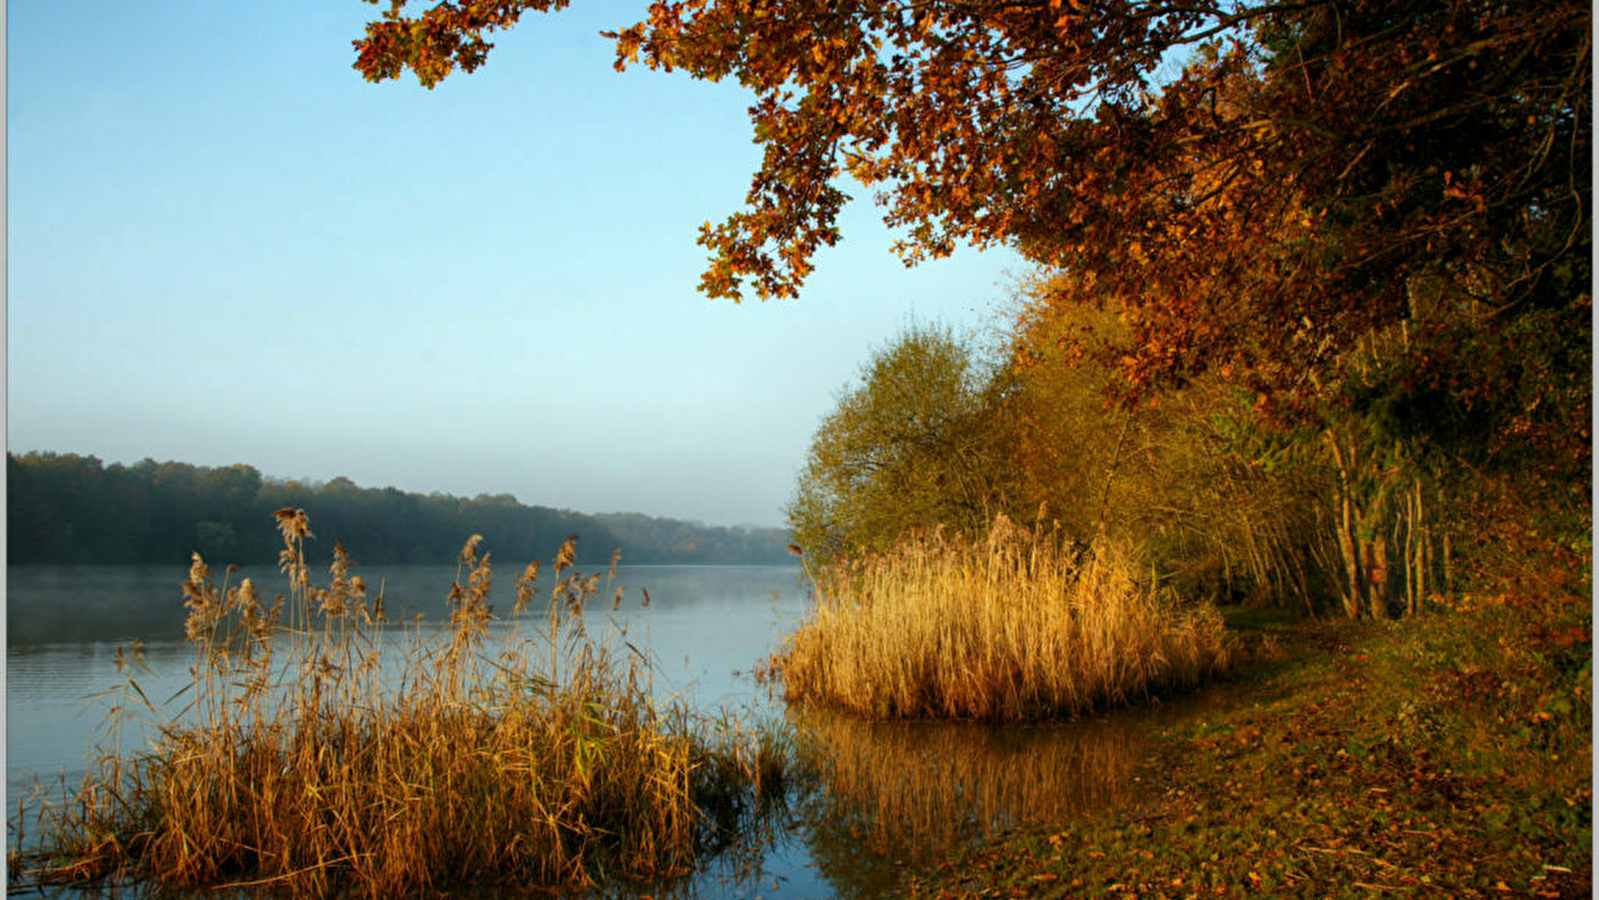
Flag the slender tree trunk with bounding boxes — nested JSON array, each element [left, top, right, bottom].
[[1279, 515, 1318, 618], [1409, 480, 1427, 616], [1238, 509, 1267, 600], [1365, 537, 1389, 619], [1092, 409, 1135, 540], [1443, 532, 1453, 593], [1326, 430, 1365, 619], [1400, 491, 1414, 616]]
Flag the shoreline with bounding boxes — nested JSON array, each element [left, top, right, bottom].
[[902, 613, 1592, 899]]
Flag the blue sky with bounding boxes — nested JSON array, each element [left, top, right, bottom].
[[7, 0, 1024, 528]]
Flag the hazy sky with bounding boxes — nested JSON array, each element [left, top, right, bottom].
[[7, 0, 1024, 528]]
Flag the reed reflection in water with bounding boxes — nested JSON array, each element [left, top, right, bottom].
[[790, 706, 1151, 882]]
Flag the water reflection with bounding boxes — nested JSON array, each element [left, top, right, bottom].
[[7, 565, 194, 645], [584, 705, 1163, 900], [789, 707, 1151, 896], [8, 563, 1190, 900]]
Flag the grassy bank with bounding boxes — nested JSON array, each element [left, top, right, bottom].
[[9, 512, 787, 897], [775, 515, 1236, 721], [903, 598, 1592, 899]]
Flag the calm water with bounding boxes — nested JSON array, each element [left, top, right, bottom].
[[7, 563, 1167, 899]]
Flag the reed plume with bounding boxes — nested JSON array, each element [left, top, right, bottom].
[[10, 516, 787, 898], [774, 514, 1234, 721]]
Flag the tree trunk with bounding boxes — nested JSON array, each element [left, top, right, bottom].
[[1409, 481, 1427, 616], [1326, 430, 1365, 619], [1364, 537, 1390, 619]]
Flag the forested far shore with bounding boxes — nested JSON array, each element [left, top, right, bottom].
[[7, 452, 795, 566]]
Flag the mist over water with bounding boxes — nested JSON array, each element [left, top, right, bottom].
[[7, 563, 807, 776], [8, 563, 1188, 900]]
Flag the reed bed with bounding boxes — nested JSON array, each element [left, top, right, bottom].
[[10, 511, 787, 897], [775, 514, 1235, 721]]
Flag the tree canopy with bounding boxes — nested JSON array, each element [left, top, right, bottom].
[[785, 325, 1004, 556], [354, 0, 1588, 399]]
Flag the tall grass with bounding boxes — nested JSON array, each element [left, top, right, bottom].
[[9, 511, 787, 897], [774, 514, 1235, 721]]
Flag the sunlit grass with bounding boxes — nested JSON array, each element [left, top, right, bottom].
[[774, 514, 1236, 721], [904, 608, 1592, 898], [8, 511, 788, 897]]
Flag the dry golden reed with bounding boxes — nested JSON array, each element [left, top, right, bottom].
[[10, 511, 786, 898], [775, 514, 1235, 721]]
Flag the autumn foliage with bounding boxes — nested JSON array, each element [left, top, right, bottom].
[[355, 0, 1588, 624], [356, 0, 1587, 399]]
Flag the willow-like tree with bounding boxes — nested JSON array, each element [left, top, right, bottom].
[[786, 325, 1005, 559], [354, 0, 1588, 400]]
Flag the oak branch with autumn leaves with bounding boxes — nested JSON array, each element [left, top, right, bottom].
[[353, 0, 1589, 399]]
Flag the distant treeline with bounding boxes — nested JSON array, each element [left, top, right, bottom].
[[7, 452, 794, 566]]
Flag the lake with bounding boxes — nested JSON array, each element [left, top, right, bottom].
[[8, 562, 1165, 899]]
